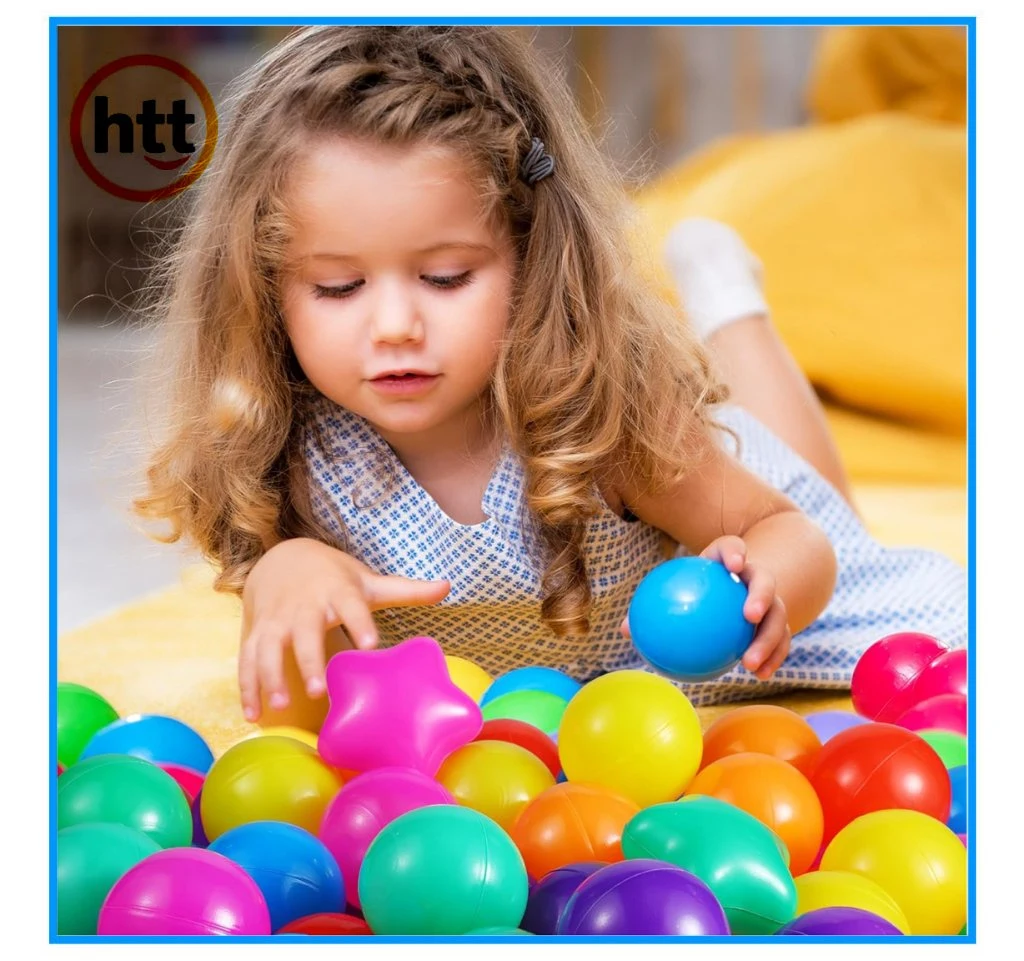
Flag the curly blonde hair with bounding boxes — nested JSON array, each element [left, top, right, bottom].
[[132, 25, 726, 637]]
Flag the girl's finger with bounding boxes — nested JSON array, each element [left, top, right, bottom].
[[237, 637, 262, 722], [741, 565, 776, 623], [364, 574, 451, 610], [741, 600, 788, 673], [256, 630, 290, 712], [755, 626, 792, 680], [331, 590, 381, 650], [291, 617, 328, 698], [701, 536, 747, 573]]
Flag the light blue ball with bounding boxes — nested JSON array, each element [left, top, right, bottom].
[[209, 821, 344, 932], [480, 666, 582, 706], [79, 713, 215, 773], [947, 764, 967, 835], [627, 557, 755, 682]]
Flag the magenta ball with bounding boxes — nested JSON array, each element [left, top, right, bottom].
[[895, 693, 967, 735], [556, 860, 729, 935], [521, 862, 606, 934], [778, 907, 904, 936], [97, 848, 271, 935], [318, 766, 453, 910], [912, 647, 967, 702], [850, 632, 949, 722]]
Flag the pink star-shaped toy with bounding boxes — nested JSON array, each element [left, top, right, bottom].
[[318, 636, 483, 776]]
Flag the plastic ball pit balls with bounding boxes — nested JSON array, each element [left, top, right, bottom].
[[318, 766, 453, 910], [793, 871, 910, 933], [465, 927, 533, 935], [57, 823, 161, 934], [191, 791, 208, 847], [807, 722, 950, 845], [276, 913, 372, 935], [57, 754, 192, 848], [820, 809, 967, 935], [558, 670, 703, 807], [157, 763, 204, 804], [437, 740, 555, 831], [947, 765, 967, 834], [56, 682, 119, 768], [480, 666, 582, 706], [556, 860, 730, 935], [209, 821, 345, 932], [358, 805, 528, 935], [97, 847, 272, 935], [480, 689, 567, 735], [445, 655, 493, 703], [700, 704, 822, 773], [777, 907, 904, 936], [917, 730, 968, 769], [622, 796, 796, 935], [200, 736, 344, 841], [79, 714, 215, 773], [803, 710, 869, 744], [910, 646, 967, 702], [474, 718, 561, 778], [850, 632, 950, 722], [628, 557, 755, 681], [508, 781, 640, 880], [242, 726, 319, 750], [686, 752, 824, 875], [895, 693, 967, 736], [520, 862, 607, 935]]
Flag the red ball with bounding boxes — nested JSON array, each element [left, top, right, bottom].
[[276, 913, 372, 935], [895, 693, 967, 736], [474, 718, 561, 779], [911, 648, 967, 703], [850, 632, 949, 722], [807, 722, 950, 845]]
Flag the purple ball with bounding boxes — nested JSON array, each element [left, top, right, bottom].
[[803, 710, 869, 743], [556, 860, 729, 936], [778, 907, 904, 936], [191, 789, 208, 848], [521, 862, 606, 934]]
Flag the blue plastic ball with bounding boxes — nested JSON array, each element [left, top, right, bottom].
[[79, 714, 215, 773], [947, 764, 967, 835], [627, 557, 755, 682], [208, 821, 345, 932], [480, 666, 582, 706]]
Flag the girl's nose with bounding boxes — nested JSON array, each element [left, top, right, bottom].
[[370, 282, 424, 345]]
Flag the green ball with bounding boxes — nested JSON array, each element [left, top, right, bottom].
[[359, 805, 528, 935], [57, 682, 119, 768], [623, 795, 797, 935], [57, 823, 161, 934], [919, 729, 968, 769], [480, 690, 567, 735], [57, 754, 192, 848], [466, 928, 532, 935]]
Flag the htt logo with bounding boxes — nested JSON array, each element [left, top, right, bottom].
[[69, 54, 218, 202]]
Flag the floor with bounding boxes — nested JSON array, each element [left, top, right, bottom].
[[57, 315, 200, 634]]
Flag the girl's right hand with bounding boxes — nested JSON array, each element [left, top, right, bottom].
[[238, 537, 451, 721]]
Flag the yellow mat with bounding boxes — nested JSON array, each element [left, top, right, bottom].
[[57, 483, 965, 757]]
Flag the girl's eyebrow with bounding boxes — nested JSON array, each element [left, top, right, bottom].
[[306, 241, 495, 261]]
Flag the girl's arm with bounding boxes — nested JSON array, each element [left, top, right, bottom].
[[613, 431, 838, 678]]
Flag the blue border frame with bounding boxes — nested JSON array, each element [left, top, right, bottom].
[[51, 13, 978, 942]]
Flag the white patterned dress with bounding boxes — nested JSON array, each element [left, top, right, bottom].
[[303, 396, 967, 707]]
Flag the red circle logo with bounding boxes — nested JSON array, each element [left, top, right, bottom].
[[69, 54, 218, 202]]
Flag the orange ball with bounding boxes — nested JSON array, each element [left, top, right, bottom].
[[686, 752, 824, 875], [508, 782, 640, 880], [701, 705, 822, 775]]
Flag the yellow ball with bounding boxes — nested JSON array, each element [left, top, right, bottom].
[[445, 655, 493, 703], [437, 740, 555, 832], [558, 670, 702, 807], [821, 809, 967, 935], [200, 735, 343, 841], [794, 870, 911, 933], [241, 725, 320, 750]]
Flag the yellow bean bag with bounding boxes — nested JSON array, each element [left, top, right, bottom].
[[632, 25, 968, 486]]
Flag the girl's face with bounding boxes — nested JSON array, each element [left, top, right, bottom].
[[281, 137, 514, 453]]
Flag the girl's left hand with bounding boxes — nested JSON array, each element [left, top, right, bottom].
[[700, 534, 791, 680]]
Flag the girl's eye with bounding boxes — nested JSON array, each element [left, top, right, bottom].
[[312, 281, 363, 299], [423, 271, 473, 290]]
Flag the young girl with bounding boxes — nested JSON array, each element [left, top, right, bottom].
[[133, 25, 967, 733]]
